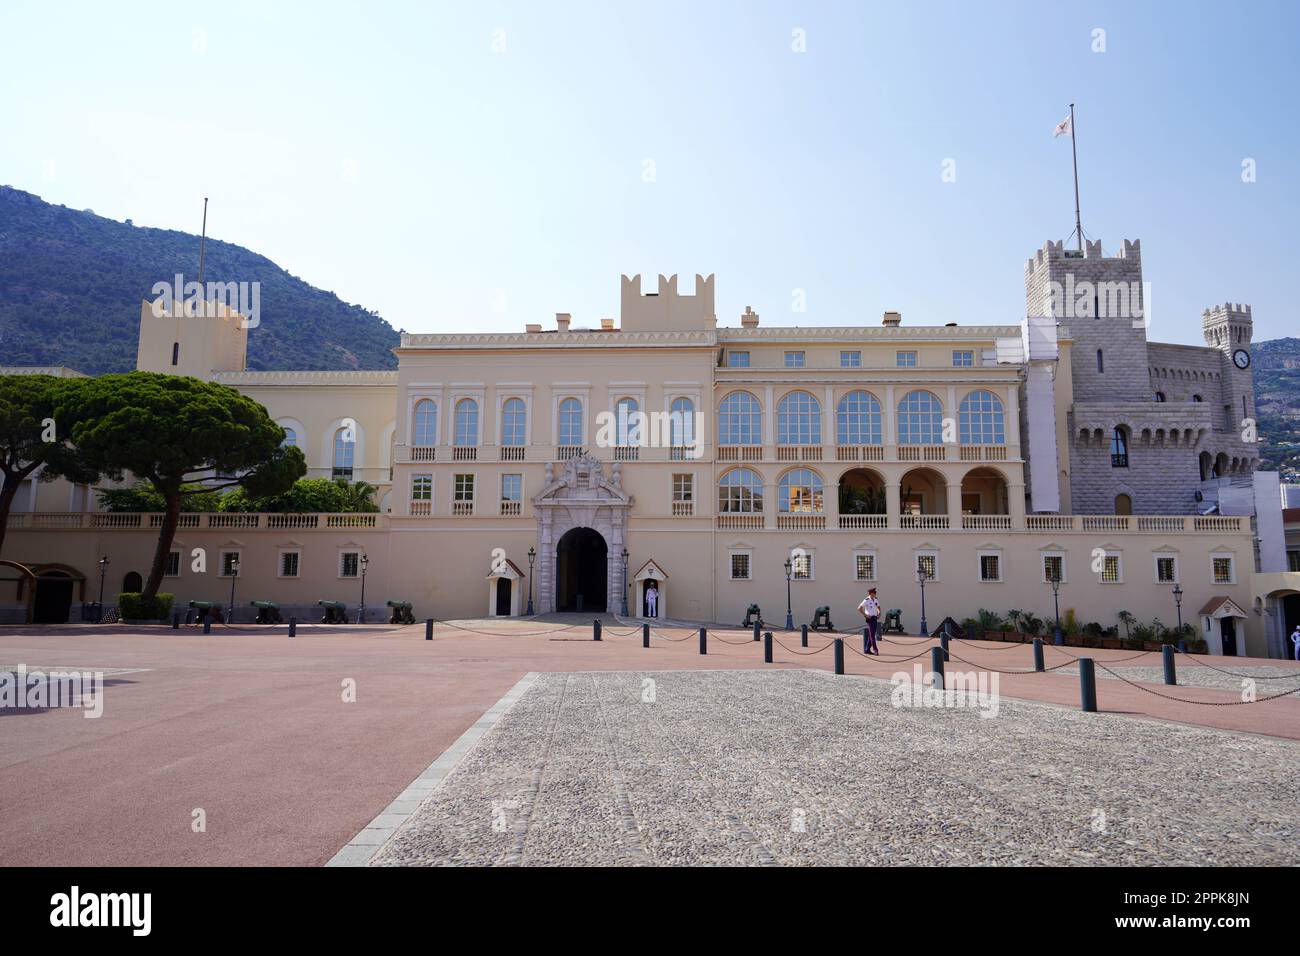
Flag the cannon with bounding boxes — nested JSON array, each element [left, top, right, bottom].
[[386, 600, 416, 625], [809, 605, 835, 631], [317, 600, 348, 624], [741, 603, 763, 629], [882, 608, 905, 634], [250, 600, 283, 625], [186, 600, 223, 625]]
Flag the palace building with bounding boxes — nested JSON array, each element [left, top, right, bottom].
[[4, 239, 1298, 658]]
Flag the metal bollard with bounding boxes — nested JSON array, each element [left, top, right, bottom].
[[1079, 657, 1098, 712], [593, 619, 602, 641], [752, 620, 760, 642], [833, 638, 844, 675], [1054, 627, 1065, 646], [699, 627, 707, 655], [764, 631, 773, 664], [1178, 639, 1187, 653], [642, 622, 650, 648], [1033, 637, 1044, 672], [289, 617, 297, 638], [940, 633, 950, 662], [930, 646, 945, 691], [172, 611, 180, 630], [801, 623, 808, 648], [1162, 644, 1177, 685], [425, 618, 433, 641], [203, 616, 211, 636]]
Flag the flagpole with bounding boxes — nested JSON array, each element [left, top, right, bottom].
[[1069, 103, 1083, 252]]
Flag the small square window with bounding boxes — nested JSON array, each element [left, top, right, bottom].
[[340, 552, 360, 578], [979, 554, 1001, 582], [784, 351, 806, 368], [730, 552, 752, 580], [727, 351, 750, 368], [1042, 555, 1064, 584], [916, 553, 937, 580], [219, 551, 241, 577], [952, 350, 974, 367], [1156, 556, 1177, 583], [791, 553, 813, 579], [1101, 554, 1121, 583], [280, 551, 300, 578], [165, 550, 181, 577], [840, 351, 861, 368], [896, 351, 918, 368], [855, 553, 875, 581], [1212, 556, 1234, 584]]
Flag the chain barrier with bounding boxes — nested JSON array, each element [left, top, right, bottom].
[[429, 618, 589, 638], [1172, 647, 1300, 681], [1093, 661, 1300, 705], [945, 649, 1076, 674], [772, 637, 835, 657]]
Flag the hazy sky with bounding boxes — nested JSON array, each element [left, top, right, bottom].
[[3, 0, 1296, 344]]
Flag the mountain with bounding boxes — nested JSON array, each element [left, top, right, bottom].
[[1252, 338, 1300, 480], [0, 186, 398, 374]]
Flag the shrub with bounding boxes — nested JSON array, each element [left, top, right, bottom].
[[117, 591, 175, 621], [1020, 613, 1044, 636]]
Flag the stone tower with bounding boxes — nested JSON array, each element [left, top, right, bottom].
[[1202, 303, 1255, 437], [1025, 238, 1147, 402]]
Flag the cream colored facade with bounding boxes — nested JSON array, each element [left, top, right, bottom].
[[4, 265, 1298, 657]]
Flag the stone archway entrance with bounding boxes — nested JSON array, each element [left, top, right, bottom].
[[531, 454, 633, 614], [556, 527, 608, 612]]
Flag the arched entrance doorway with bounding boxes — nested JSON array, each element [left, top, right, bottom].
[[556, 527, 607, 612], [34, 570, 74, 624], [122, 571, 143, 593]]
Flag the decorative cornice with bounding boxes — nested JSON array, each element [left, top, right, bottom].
[[716, 325, 1021, 342], [399, 330, 717, 350], [212, 370, 399, 386]]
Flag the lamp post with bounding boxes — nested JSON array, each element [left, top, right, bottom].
[[1172, 583, 1184, 637], [1050, 570, 1063, 645], [917, 563, 931, 637], [358, 554, 369, 623], [620, 548, 629, 617], [784, 558, 794, 630], [227, 554, 240, 623], [526, 546, 536, 616], [97, 555, 109, 606]]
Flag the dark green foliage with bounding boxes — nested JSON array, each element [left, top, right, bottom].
[[97, 482, 223, 513], [0, 186, 399, 375], [219, 477, 379, 513], [1252, 338, 1300, 480], [117, 592, 174, 621]]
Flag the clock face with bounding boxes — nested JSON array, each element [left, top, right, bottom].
[[1233, 349, 1251, 369]]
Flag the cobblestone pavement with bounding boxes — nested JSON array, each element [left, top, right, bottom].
[[371, 669, 1300, 866], [1060, 663, 1300, 696]]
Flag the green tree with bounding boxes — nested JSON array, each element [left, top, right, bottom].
[[63, 372, 305, 597], [0, 375, 95, 557], [218, 477, 379, 513]]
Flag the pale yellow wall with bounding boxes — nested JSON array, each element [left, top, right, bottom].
[[135, 301, 247, 377]]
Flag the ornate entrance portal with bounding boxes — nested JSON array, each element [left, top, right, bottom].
[[532, 455, 632, 615]]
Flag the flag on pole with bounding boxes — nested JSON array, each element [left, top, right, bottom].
[[1053, 114, 1072, 138]]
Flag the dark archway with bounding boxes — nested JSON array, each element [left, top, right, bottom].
[[556, 527, 607, 613], [33, 571, 74, 624], [122, 571, 143, 594], [495, 577, 512, 616]]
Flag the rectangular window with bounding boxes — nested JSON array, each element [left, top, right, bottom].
[[916, 553, 937, 580], [672, 473, 693, 502], [791, 553, 813, 579], [727, 351, 750, 368], [784, 351, 806, 368], [1101, 554, 1121, 583], [279, 551, 300, 578], [1212, 556, 1234, 584], [1289, 550, 1300, 573], [501, 474, 522, 502], [219, 551, 241, 577], [339, 552, 360, 578], [896, 350, 917, 368], [730, 552, 752, 580], [165, 550, 181, 577], [454, 474, 475, 501], [411, 474, 433, 500], [952, 350, 974, 367], [840, 351, 861, 368], [855, 553, 876, 582], [1156, 556, 1178, 583], [1042, 554, 1064, 584], [979, 554, 1001, 582]]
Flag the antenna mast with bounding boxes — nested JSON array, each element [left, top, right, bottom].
[[197, 197, 209, 285]]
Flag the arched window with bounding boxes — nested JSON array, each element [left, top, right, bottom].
[[718, 391, 761, 445], [1192, 394, 1203, 403], [413, 399, 437, 446], [777, 391, 821, 445], [718, 468, 763, 513], [958, 390, 1005, 444], [454, 399, 478, 446], [897, 390, 943, 444], [171, 342, 179, 366], [280, 426, 298, 449], [615, 397, 641, 445], [1114, 494, 1132, 516], [558, 397, 583, 446], [333, 427, 355, 480], [1154, 391, 1166, 402], [669, 397, 695, 448], [1110, 427, 1129, 468], [836, 391, 882, 445], [500, 398, 526, 446], [778, 468, 824, 513]]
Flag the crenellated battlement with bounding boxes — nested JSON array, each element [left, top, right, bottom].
[[1025, 237, 1141, 275], [619, 272, 716, 332]]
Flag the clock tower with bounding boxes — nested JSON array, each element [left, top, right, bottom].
[[1202, 302, 1255, 437]]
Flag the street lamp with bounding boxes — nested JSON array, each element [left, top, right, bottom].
[[620, 548, 629, 617], [227, 554, 240, 623], [1049, 569, 1063, 645], [917, 561, 932, 637], [358, 554, 370, 623], [97, 555, 109, 606], [526, 546, 536, 616], [1172, 583, 1184, 644], [784, 558, 794, 630]]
